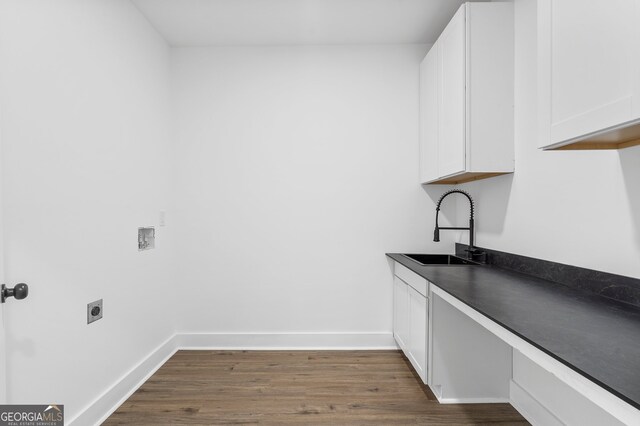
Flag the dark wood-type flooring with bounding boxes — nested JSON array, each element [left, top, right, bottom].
[[104, 350, 528, 425]]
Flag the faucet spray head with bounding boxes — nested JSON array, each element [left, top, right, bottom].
[[433, 207, 441, 242]]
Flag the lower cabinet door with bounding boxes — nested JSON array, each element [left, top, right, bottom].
[[393, 276, 409, 351], [408, 286, 428, 383]]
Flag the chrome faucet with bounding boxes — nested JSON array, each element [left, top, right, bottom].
[[434, 189, 482, 259]]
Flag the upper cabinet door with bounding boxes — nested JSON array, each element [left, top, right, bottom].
[[419, 44, 440, 184], [538, 0, 640, 149], [438, 6, 466, 177]]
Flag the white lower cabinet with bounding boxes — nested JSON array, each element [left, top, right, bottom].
[[393, 264, 428, 384]]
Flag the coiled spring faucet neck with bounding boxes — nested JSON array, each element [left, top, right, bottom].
[[435, 189, 474, 218], [434, 189, 475, 250]]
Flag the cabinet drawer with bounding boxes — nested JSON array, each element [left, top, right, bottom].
[[395, 262, 428, 297]]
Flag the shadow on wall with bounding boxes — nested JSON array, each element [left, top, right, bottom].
[[461, 173, 514, 237], [619, 145, 640, 247], [421, 184, 457, 228], [421, 174, 514, 240]]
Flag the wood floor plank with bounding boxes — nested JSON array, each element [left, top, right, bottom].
[[104, 350, 528, 425]]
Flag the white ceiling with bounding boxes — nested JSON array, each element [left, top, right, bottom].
[[131, 0, 467, 46]]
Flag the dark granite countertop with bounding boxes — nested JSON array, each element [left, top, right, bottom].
[[386, 253, 640, 410]]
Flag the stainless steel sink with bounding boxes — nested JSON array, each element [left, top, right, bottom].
[[401, 254, 479, 266]]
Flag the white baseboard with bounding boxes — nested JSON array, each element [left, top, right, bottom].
[[177, 332, 398, 350], [436, 397, 511, 404], [509, 379, 563, 426], [69, 331, 397, 425], [431, 384, 510, 405], [68, 335, 179, 426], [429, 382, 510, 404]]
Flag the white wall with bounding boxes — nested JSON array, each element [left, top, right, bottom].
[[0, 0, 175, 420], [455, 0, 640, 279], [171, 45, 443, 336]]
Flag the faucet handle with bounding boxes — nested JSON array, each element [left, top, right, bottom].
[[465, 248, 488, 263], [464, 248, 487, 262]]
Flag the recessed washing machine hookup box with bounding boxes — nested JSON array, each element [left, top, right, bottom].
[[138, 227, 155, 251]]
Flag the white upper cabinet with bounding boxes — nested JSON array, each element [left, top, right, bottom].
[[538, 0, 640, 150], [419, 3, 514, 185]]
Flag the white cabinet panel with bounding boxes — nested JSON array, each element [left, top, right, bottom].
[[538, 0, 640, 149], [393, 276, 409, 351], [437, 6, 466, 178], [430, 291, 512, 403], [408, 286, 427, 383], [419, 45, 439, 183]]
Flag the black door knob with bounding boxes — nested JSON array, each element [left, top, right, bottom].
[[1, 283, 29, 303]]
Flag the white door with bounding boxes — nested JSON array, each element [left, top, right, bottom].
[[0, 276, 5, 405], [438, 4, 466, 177], [0, 124, 5, 403], [538, 0, 640, 148], [419, 43, 440, 184]]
